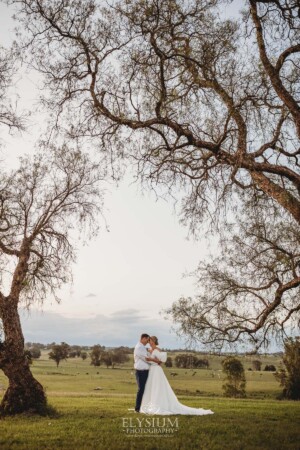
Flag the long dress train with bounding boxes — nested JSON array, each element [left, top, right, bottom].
[[140, 349, 214, 415]]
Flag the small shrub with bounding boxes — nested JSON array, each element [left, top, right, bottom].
[[274, 337, 300, 400], [252, 360, 262, 371], [222, 356, 246, 398], [165, 357, 173, 367], [264, 364, 276, 372]]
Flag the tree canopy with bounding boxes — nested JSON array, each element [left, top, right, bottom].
[[0, 45, 24, 134], [10, 0, 300, 220], [0, 146, 103, 307], [7, 0, 300, 349]]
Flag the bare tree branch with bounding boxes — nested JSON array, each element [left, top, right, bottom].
[[7, 0, 300, 228]]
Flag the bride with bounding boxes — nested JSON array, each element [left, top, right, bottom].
[[140, 336, 214, 415]]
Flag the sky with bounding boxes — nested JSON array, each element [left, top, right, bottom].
[[0, 0, 242, 348]]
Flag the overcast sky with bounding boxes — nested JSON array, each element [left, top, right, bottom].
[[0, 1, 242, 348]]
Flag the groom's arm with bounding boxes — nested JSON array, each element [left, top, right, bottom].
[[134, 347, 150, 364], [135, 347, 161, 365], [146, 356, 162, 365]]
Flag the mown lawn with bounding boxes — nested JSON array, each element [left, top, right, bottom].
[[0, 352, 299, 449], [0, 396, 299, 449]]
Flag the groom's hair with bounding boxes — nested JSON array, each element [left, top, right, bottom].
[[141, 333, 150, 339]]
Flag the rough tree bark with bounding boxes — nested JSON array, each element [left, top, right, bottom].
[[0, 295, 46, 414]]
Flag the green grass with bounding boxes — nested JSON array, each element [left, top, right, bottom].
[[0, 397, 299, 450], [0, 351, 283, 399], [0, 352, 299, 449]]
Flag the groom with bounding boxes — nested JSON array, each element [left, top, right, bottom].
[[134, 333, 161, 412]]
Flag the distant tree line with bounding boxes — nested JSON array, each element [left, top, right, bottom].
[[248, 360, 277, 372], [42, 343, 131, 368], [174, 354, 209, 369], [24, 339, 300, 401], [25, 342, 92, 351], [89, 345, 130, 368], [24, 342, 133, 367]]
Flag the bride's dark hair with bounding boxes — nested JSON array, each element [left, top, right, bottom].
[[150, 336, 159, 345]]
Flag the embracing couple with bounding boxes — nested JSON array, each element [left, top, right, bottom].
[[133, 333, 214, 415]]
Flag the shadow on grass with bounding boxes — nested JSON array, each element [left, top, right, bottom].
[[0, 402, 60, 420]]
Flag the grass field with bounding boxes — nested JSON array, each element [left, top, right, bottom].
[[0, 351, 299, 449]]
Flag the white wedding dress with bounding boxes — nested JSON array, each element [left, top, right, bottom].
[[140, 349, 214, 415]]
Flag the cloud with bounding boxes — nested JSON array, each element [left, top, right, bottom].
[[19, 308, 184, 348], [110, 308, 140, 317], [109, 309, 148, 323]]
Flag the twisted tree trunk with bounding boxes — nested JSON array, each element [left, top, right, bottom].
[[0, 297, 47, 415]]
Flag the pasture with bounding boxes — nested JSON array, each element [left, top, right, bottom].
[[0, 351, 299, 449]]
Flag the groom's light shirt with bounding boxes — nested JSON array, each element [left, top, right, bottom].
[[134, 342, 150, 370]]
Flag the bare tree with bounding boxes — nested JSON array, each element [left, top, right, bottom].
[[0, 45, 24, 135], [0, 146, 103, 414], [166, 203, 300, 351], [7, 0, 300, 345], [8, 0, 300, 219]]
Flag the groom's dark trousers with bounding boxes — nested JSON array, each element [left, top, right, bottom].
[[135, 369, 149, 412]]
